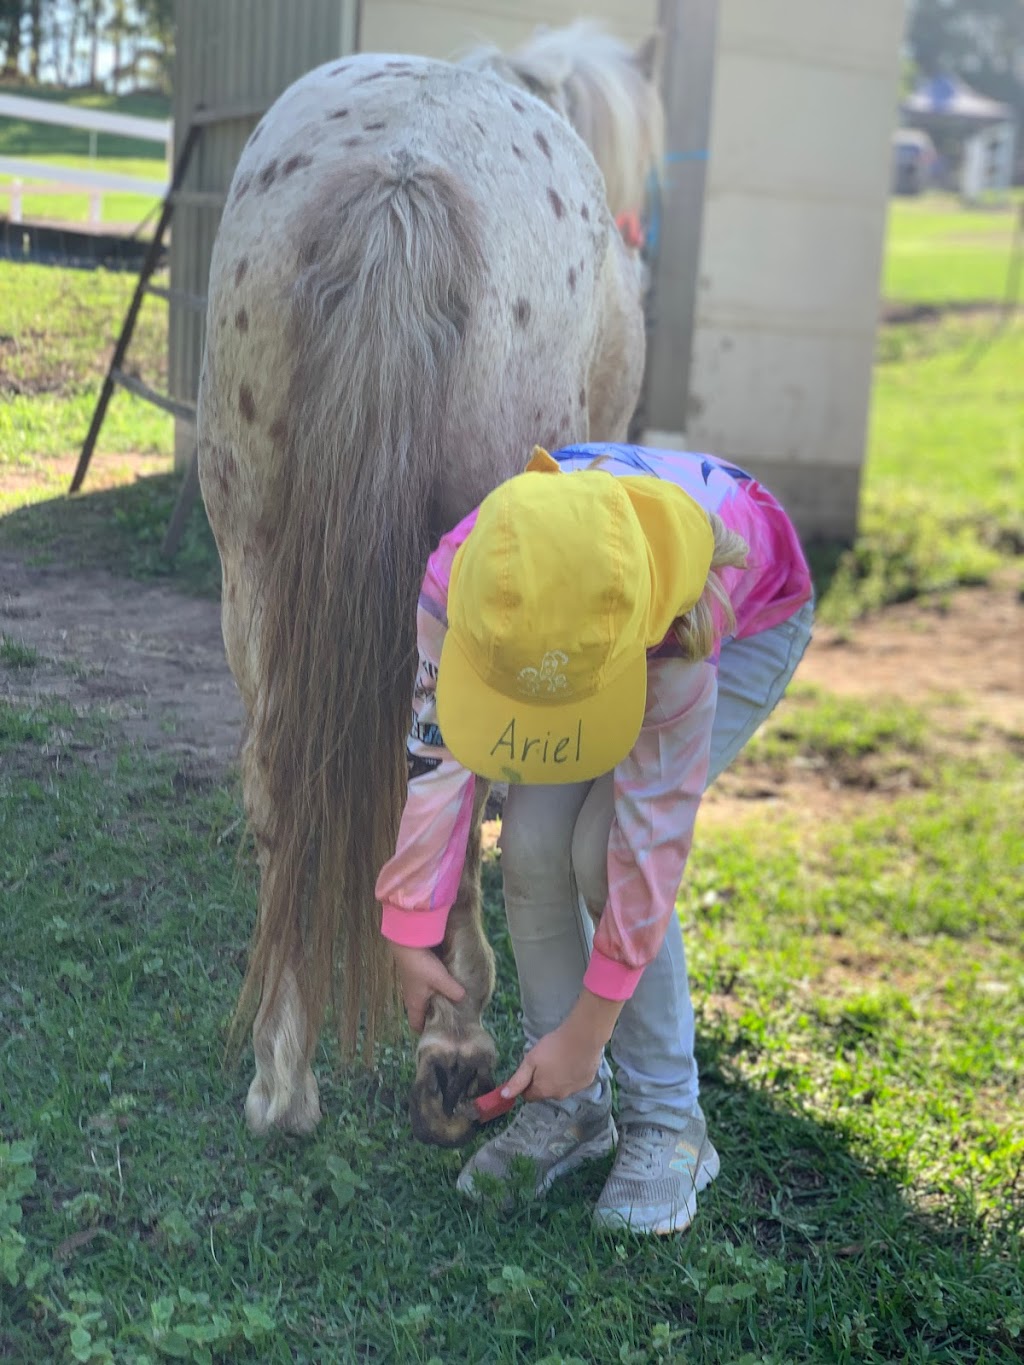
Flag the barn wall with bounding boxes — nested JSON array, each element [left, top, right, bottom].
[[170, 0, 359, 467], [359, 0, 656, 58], [646, 0, 904, 541]]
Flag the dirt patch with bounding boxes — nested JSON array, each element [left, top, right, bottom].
[[1, 543, 1020, 809], [701, 572, 1022, 828], [0, 452, 171, 493], [0, 551, 242, 769]]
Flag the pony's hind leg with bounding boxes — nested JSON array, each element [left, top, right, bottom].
[[409, 783, 498, 1147], [220, 557, 322, 1137], [242, 787, 322, 1136]]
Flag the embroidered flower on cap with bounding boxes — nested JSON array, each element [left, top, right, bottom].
[[516, 650, 570, 696]]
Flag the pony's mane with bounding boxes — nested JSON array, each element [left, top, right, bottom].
[[463, 21, 664, 219]]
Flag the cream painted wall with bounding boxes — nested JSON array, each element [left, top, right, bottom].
[[672, 0, 905, 539]]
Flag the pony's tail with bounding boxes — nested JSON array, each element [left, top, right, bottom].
[[233, 154, 484, 1061]]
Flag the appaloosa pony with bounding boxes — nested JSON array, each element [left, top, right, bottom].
[[197, 21, 664, 1146]]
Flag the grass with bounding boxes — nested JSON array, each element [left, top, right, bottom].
[[882, 195, 1021, 307], [0, 258, 173, 510], [0, 697, 1021, 1364], [0, 87, 169, 228]]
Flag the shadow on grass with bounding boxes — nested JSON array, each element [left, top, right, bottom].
[[0, 472, 221, 600], [476, 863, 1022, 1363]]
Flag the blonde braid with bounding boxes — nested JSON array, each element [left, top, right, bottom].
[[673, 512, 749, 661]]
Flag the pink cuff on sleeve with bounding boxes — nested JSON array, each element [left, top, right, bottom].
[[380, 903, 449, 948], [583, 949, 646, 1001]]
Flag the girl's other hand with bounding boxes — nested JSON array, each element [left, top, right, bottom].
[[387, 942, 465, 1033]]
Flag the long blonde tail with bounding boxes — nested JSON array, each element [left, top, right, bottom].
[[233, 155, 484, 1060]]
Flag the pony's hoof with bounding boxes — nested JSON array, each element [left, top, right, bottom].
[[409, 1033, 498, 1147], [244, 1065, 322, 1136]]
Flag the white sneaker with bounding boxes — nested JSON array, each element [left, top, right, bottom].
[[457, 1078, 617, 1202], [594, 1108, 719, 1235]]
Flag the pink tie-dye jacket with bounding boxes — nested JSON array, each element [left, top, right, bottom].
[[375, 446, 812, 1000]]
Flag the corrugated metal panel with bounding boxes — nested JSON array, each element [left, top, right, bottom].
[[170, 0, 359, 463], [360, 0, 657, 57]]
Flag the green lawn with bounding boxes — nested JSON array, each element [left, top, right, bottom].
[[0, 87, 169, 226], [0, 259, 172, 515], [882, 195, 1021, 306], [1, 694, 1020, 1364]]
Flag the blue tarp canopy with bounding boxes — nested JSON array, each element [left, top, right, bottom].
[[902, 74, 1013, 132]]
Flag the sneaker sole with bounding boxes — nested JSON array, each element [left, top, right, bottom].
[[593, 1143, 720, 1236], [456, 1120, 618, 1202]]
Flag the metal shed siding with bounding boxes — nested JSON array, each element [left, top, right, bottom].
[[170, 0, 359, 463], [359, 0, 656, 58]]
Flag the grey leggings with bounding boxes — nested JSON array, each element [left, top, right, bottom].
[[497, 600, 814, 1129]]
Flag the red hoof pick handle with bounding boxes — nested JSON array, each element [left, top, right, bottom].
[[473, 1087, 517, 1123]]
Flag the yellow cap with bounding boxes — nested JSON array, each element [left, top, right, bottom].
[[436, 453, 714, 783]]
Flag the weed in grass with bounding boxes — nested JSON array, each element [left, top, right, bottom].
[[0, 634, 39, 669]]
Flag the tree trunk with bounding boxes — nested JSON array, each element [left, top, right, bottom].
[[2, 0, 25, 79], [87, 0, 100, 87], [29, 0, 40, 79]]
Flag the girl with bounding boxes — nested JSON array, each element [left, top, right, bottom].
[[375, 443, 813, 1234]]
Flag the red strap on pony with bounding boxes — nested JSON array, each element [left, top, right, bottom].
[[616, 210, 645, 251]]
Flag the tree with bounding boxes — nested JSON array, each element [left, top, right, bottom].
[[906, 0, 1024, 125], [0, 0, 26, 79]]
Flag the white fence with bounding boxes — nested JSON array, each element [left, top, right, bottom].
[[0, 93, 170, 227]]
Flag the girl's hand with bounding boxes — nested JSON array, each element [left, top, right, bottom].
[[501, 991, 624, 1102], [500, 1022, 605, 1102], [387, 942, 465, 1033]]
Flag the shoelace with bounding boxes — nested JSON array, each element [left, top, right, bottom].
[[492, 1100, 567, 1154], [613, 1126, 671, 1179]]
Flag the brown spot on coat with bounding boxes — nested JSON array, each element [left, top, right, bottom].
[[511, 99, 526, 114], [511, 143, 524, 159], [238, 384, 257, 423], [257, 160, 278, 191], [212, 447, 237, 499], [568, 266, 576, 292], [282, 153, 313, 176], [234, 258, 248, 287], [363, 121, 387, 132], [235, 307, 249, 332], [514, 298, 531, 327], [232, 172, 252, 203], [344, 136, 363, 149], [534, 130, 552, 159], [356, 70, 388, 84], [581, 203, 590, 221], [328, 107, 349, 120], [579, 388, 586, 408], [269, 417, 288, 446], [329, 62, 350, 76], [548, 188, 565, 219]]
